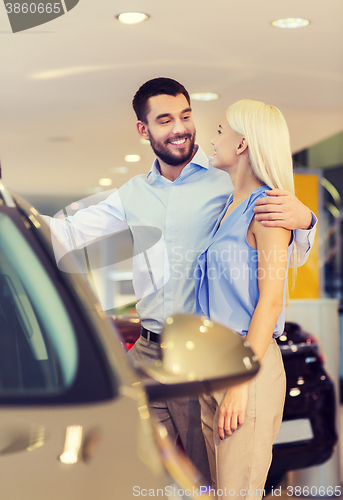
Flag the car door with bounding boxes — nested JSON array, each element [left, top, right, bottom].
[[0, 207, 171, 500]]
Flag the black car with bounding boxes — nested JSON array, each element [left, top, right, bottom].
[[266, 322, 337, 490], [113, 316, 337, 491], [0, 181, 259, 500]]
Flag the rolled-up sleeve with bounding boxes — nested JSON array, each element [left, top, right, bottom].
[[293, 212, 317, 267]]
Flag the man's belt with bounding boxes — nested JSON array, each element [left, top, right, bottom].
[[141, 326, 161, 344]]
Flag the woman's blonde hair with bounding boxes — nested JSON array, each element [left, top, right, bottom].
[[226, 99, 295, 195], [226, 99, 297, 273]]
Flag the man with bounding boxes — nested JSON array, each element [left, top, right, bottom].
[[47, 77, 316, 484]]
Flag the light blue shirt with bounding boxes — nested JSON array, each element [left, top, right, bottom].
[[196, 186, 293, 337], [47, 146, 316, 334]]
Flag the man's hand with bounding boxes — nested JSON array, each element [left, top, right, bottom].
[[217, 383, 249, 440], [253, 189, 312, 230]]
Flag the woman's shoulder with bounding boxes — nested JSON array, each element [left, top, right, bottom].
[[252, 185, 271, 201], [243, 185, 270, 214], [250, 212, 292, 249]]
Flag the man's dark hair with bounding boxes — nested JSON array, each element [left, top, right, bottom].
[[132, 77, 190, 123]]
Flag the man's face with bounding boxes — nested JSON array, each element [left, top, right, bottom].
[[140, 94, 196, 167]]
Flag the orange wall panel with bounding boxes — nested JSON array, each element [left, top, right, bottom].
[[288, 173, 320, 299]]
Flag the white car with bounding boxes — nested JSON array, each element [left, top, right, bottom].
[[0, 182, 259, 500]]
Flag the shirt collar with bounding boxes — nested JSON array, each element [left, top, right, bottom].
[[146, 145, 210, 184]]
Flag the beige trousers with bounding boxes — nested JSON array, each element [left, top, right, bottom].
[[200, 338, 286, 500]]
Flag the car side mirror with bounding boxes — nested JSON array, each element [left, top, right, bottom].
[[138, 314, 259, 401]]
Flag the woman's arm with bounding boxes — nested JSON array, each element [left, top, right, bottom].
[[217, 221, 291, 439], [245, 220, 290, 360]]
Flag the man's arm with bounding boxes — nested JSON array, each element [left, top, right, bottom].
[[44, 189, 129, 267], [253, 189, 317, 267]]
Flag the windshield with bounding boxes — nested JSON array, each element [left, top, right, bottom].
[[0, 213, 78, 395]]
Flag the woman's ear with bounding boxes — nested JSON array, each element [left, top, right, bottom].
[[237, 137, 248, 155], [136, 121, 149, 140]]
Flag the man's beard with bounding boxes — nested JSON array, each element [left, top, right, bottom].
[[148, 131, 195, 167]]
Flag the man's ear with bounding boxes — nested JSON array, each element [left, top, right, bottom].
[[137, 121, 149, 140], [237, 137, 248, 155]]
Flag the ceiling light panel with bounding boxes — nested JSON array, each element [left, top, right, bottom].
[[99, 178, 113, 187], [124, 155, 141, 163], [116, 12, 149, 25], [271, 18, 310, 29], [190, 92, 219, 102]]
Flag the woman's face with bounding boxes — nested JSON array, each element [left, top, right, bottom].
[[211, 117, 243, 171]]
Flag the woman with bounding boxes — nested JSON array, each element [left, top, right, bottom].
[[195, 99, 295, 499]]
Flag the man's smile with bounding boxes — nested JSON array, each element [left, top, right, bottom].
[[168, 136, 190, 148]]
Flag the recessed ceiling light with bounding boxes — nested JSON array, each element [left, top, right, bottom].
[[116, 12, 149, 25], [124, 154, 141, 162], [140, 138, 150, 145], [271, 18, 310, 29], [99, 178, 113, 187], [190, 92, 219, 102]]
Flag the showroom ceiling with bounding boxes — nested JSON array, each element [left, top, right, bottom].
[[0, 0, 343, 205]]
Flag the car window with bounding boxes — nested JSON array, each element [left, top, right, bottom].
[[0, 213, 78, 396]]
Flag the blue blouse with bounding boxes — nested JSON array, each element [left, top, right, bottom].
[[195, 185, 293, 338]]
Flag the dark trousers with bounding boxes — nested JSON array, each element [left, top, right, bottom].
[[127, 334, 211, 485]]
